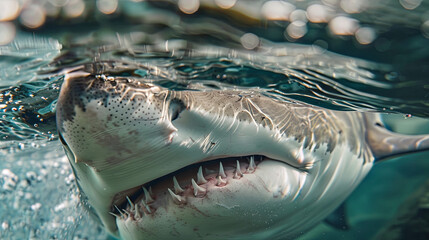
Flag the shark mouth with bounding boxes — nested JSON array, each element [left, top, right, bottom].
[[109, 155, 301, 222]]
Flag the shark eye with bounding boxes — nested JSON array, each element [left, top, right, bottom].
[[169, 99, 185, 121]]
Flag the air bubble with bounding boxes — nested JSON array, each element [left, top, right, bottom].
[[31, 202, 42, 211]]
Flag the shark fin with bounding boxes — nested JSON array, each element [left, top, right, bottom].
[[364, 113, 429, 162], [324, 203, 349, 230]]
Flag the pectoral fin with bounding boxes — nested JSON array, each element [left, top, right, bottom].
[[324, 203, 349, 230], [364, 114, 429, 162]]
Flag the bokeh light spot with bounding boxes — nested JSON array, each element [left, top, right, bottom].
[[340, 0, 365, 13], [261, 1, 295, 21], [286, 21, 307, 39], [20, 4, 46, 29], [0, 0, 20, 21], [64, 0, 85, 18], [355, 27, 376, 44], [215, 0, 236, 9], [0, 22, 16, 45], [44, 2, 61, 18], [240, 33, 259, 50], [49, 0, 69, 7], [178, 0, 200, 14], [290, 9, 308, 23], [97, 0, 118, 15], [307, 4, 330, 23], [399, 0, 422, 10], [329, 16, 359, 35]]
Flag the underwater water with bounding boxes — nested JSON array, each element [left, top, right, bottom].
[[1, 0, 429, 239]]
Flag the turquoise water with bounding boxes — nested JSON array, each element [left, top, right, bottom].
[[1, 0, 429, 239]]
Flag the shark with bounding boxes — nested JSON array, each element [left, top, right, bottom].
[[56, 68, 429, 240]]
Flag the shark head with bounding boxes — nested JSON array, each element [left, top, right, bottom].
[[57, 69, 411, 239]]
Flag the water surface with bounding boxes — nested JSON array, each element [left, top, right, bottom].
[[1, 0, 428, 239]]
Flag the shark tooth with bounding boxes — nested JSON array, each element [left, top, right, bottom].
[[126, 196, 134, 208], [122, 208, 131, 219], [168, 188, 183, 203], [234, 160, 243, 179], [191, 178, 206, 197], [114, 205, 125, 218], [173, 176, 184, 194], [216, 175, 227, 186], [142, 186, 154, 203], [247, 156, 256, 172], [123, 209, 131, 216], [197, 166, 208, 184], [134, 204, 141, 219], [219, 161, 226, 178], [109, 212, 120, 218], [141, 200, 152, 214]]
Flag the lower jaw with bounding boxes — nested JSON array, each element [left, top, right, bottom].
[[112, 159, 306, 240]]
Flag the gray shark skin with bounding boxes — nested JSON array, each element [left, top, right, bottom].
[[56, 71, 429, 240]]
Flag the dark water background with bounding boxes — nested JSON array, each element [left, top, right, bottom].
[[0, 0, 428, 239]]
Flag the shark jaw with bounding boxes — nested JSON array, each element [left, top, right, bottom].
[[56, 72, 373, 239], [112, 156, 309, 240]]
